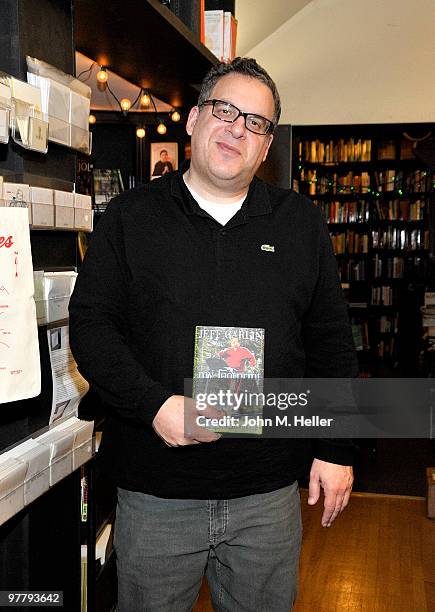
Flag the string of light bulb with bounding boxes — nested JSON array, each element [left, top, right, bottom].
[[80, 63, 181, 134]]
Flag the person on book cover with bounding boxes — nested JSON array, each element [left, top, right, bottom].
[[219, 336, 256, 372], [70, 57, 358, 611], [206, 336, 256, 374], [152, 149, 174, 176]]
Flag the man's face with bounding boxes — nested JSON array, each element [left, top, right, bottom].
[[230, 338, 240, 348], [160, 151, 168, 161], [186, 74, 275, 191]]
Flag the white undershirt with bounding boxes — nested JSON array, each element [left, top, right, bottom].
[[184, 181, 246, 226]]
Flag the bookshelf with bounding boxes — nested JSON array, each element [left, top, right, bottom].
[[74, 0, 217, 109], [291, 124, 435, 375]]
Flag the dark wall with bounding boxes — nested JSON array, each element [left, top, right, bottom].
[[90, 117, 190, 185], [0, 0, 75, 183], [256, 125, 291, 189]]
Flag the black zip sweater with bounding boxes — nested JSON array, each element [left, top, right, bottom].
[[69, 170, 358, 499]]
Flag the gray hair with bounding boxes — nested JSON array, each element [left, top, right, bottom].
[[197, 57, 281, 126]]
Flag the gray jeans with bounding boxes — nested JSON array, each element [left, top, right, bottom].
[[114, 482, 302, 612]]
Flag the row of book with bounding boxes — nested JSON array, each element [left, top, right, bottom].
[[374, 199, 425, 221], [338, 255, 425, 282], [330, 231, 369, 254], [338, 260, 367, 281], [351, 319, 370, 351], [373, 255, 404, 279], [371, 286, 396, 306], [371, 228, 428, 250], [204, 9, 237, 62], [374, 169, 434, 193], [297, 137, 418, 164], [350, 315, 399, 352], [316, 199, 427, 224], [299, 170, 371, 195], [163, 2, 237, 62], [298, 139, 372, 163], [379, 314, 399, 333], [316, 200, 370, 223]]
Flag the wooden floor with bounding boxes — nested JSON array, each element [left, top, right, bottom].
[[193, 490, 435, 612]]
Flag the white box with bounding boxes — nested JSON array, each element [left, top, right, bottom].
[[54, 190, 74, 208], [74, 208, 93, 231], [74, 193, 92, 210], [55, 205, 74, 229], [0, 458, 27, 527], [56, 417, 94, 469], [2, 439, 51, 505], [3, 181, 30, 203], [31, 202, 54, 228], [34, 430, 75, 487], [30, 186, 53, 206]]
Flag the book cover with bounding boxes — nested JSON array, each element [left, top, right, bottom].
[[192, 326, 265, 434]]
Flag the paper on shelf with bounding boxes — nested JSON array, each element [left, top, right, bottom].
[[34, 428, 74, 486], [47, 325, 89, 425], [0, 208, 41, 403], [11, 78, 41, 111], [0, 457, 27, 527], [0, 438, 50, 505], [70, 91, 90, 151]]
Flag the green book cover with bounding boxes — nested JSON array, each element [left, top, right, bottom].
[[192, 326, 265, 435]]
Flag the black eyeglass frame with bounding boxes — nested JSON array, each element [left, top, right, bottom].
[[199, 99, 275, 135]]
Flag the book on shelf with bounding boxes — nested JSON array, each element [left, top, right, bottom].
[[192, 326, 265, 434], [377, 140, 396, 160], [298, 138, 371, 163], [204, 9, 237, 61], [204, 10, 224, 60]]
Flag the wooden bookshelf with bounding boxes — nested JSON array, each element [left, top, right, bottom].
[[292, 123, 435, 375]]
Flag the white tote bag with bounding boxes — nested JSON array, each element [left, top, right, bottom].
[[0, 207, 41, 403]]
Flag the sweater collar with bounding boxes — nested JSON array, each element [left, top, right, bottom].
[[170, 163, 273, 218]]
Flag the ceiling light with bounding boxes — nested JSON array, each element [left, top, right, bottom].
[[140, 92, 151, 107], [96, 66, 108, 83], [120, 98, 132, 112], [88, 114, 96, 124], [157, 121, 167, 135], [171, 110, 181, 122], [136, 127, 146, 139]]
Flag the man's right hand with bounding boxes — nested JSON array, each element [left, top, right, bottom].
[[152, 395, 222, 447]]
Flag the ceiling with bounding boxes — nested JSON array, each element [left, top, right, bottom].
[[235, 0, 313, 56]]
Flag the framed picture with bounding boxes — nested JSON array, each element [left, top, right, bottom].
[[150, 142, 178, 179]]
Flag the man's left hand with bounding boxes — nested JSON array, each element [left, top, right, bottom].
[[307, 458, 353, 527]]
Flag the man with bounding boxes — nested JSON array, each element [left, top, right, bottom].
[[69, 57, 357, 611], [218, 336, 256, 372], [152, 149, 174, 176]]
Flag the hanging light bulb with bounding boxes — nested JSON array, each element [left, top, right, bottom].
[[120, 98, 132, 113], [136, 127, 146, 139], [140, 91, 151, 107], [171, 110, 181, 123], [157, 121, 167, 135], [88, 114, 96, 125], [96, 66, 108, 84]]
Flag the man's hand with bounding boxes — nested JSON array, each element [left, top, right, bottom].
[[152, 395, 222, 447], [307, 458, 353, 527]]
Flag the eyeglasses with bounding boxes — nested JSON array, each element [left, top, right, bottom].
[[199, 99, 274, 135]]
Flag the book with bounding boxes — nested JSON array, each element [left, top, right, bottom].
[[204, 10, 224, 60], [192, 326, 265, 434]]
